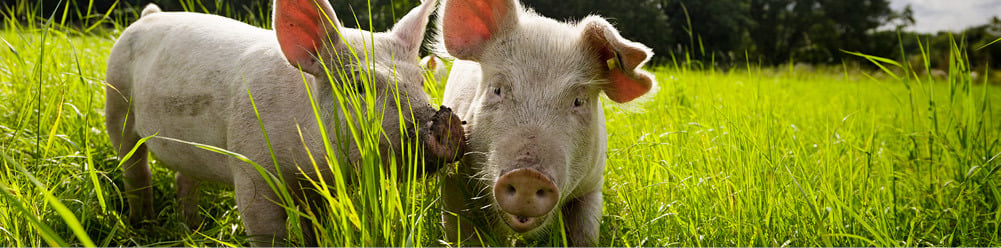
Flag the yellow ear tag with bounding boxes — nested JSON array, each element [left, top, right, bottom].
[[606, 51, 623, 71]]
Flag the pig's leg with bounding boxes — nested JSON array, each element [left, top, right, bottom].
[[293, 183, 324, 246], [106, 90, 155, 225], [234, 173, 288, 246], [441, 173, 486, 246], [562, 190, 602, 246], [175, 172, 202, 228], [122, 144, 154, 225]]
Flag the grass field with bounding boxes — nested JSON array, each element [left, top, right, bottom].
[[2, 4, 1001, 247]]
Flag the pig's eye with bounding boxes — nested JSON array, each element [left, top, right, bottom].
[[493, 87, 502, 96], [573, 98, 584, 107]]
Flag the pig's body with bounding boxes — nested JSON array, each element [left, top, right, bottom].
[[106, 9, 334, 238], [108, 10, 320, 185], [437, 0, 656, 245], [106, 0, 463, 245]]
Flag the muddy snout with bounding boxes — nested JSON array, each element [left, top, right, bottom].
[[493, 168, 559, 232], [420, 106, 466, 164]]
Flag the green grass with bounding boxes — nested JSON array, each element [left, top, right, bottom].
[[602, 64, 1001, 246], [2, 3, 1001, 247]]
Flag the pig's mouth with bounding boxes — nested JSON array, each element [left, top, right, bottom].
[[501, 212, 549, 233], [418, 106, 466, 164]]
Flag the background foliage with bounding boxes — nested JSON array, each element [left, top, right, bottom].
[[4, 0, 999, 71]]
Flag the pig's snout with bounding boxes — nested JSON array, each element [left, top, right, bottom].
[[420, 106, 466, 164], [493, 168, 559, 232]]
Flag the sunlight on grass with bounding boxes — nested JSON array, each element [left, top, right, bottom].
[[601, 61, 1000, 246]]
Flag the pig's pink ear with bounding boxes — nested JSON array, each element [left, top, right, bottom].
[[274, 0, 341, 75], [391, 0, 438, 56], [442, 0, 519, 60], [581, 17, 656, 103]]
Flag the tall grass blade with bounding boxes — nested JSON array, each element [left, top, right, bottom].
[[41, 93, 65, 158], [842, 50, 902, 79], [0, 153, 68, 247], [82, 0, 117, 33], [977, 37, 1001, 50], [3, 151, 96, 247]]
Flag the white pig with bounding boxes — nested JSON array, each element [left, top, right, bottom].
[[420, 55, 448, 84], [105, 0, 464, 245], [436, 0, 656, 245]]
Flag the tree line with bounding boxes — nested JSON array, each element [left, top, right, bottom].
[[4, 0, 999, 71], [527, 0, 998, 71]]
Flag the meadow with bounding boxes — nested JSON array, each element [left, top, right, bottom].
[[1, 3, 1000, 247]]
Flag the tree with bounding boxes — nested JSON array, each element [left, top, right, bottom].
[[965, 16, 1001, 70], [521, 0, 674, 64], [7, 0, 925, 67], [660, 0, 751, 66], [808, 0, 900, 63], [746, 0, 817, 64], [745, 0, 908, 65]]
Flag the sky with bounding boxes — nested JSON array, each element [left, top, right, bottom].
[[889, 0, 1001, 33]]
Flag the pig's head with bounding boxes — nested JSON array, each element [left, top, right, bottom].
[[440, 0, 655, 234], [420, 55, 443, 75], [274, 0, 464, 171]]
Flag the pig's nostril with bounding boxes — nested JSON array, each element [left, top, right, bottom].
[[518, 216, 529, 223], [506, 185, 516, 195], [535, 189, 545, 198]]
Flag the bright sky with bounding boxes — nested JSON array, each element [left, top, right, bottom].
[[890, 0, 1001, 33]]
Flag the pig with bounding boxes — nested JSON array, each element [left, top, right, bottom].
[[104, 0, 464, 245], [435, 0, 656, 246], [420, 55, 448, 84]]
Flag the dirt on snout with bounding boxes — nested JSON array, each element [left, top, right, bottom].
[[421, 106, 467, 164]]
